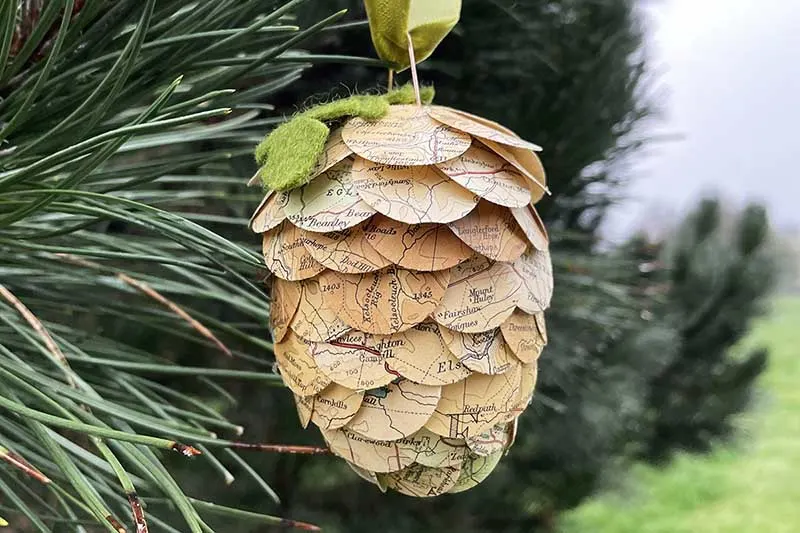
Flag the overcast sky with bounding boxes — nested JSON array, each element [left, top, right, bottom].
[[605, 0, 800, 240]]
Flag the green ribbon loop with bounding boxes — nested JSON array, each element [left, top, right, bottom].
[[364, 0, 461, 71]]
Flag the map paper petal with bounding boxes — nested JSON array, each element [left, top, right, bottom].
[[433, 257, 520, 333], [274, 330, 331, 397], [322, 427, 418, 473], [425, 362, 522, 438], [436, 142, 532, 208], [352, 158, 478, 224], [363, 215, 473, 271], [428, 106, 542, 152], [285, 159, 376, 233], [270, 278, 302, 342], [312, 330, 398, 390], [347, 379, 441, 441], [383, 462, 462, 498], [439, 326, 514, 375], [342, 105, 471, 166], [465, 423, 512, 457], [336, 266, 450, 334], [249, 191, 289, 234], [412, 428, 469, 468], [311, 383, 365, 430], [302, 225, 392, 274], [289, 273, 351, 342], [513, 249, 554, 313], [261, 222, 325, 281], [448, 200, 528, 262], [501, 309, 546, 364], [482, 139, 548, 203], [310, 128, 353, 178], [511, 204, 549, 251], [447, 451, 503, 493]]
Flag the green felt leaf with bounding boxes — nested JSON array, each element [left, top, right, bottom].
[[256, 117, 329, 191]]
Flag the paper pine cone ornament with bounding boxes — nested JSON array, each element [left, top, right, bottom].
[[250, 102, 553, 497]]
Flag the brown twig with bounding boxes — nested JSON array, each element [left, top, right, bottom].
[[0, 447, 51, 484], [229, 443, 332, 455], [280, 518, 322, 531], [117, 273, 233, 358], [53, 254, 233, 358], [0, 283, 78, 387], [106, 514, 127, 533], [127, 492, 148, 533]]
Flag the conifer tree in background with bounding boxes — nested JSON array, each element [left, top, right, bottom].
[[633, 198, 777, 461]]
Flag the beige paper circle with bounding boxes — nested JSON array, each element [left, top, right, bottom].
[[448, 200, 528, 262], [312, 330, 397, 390], [380, 322, 471, 386], [293, 394, 314, 429], [342, 105, 471, 166], [351, 158, 479, 225], [346, 379, 442, 441], [482, 139, 548, 203], [465, 423, 512, 457], [289, 273, 350, 342], [511, 205, 549, 251], [383, 462, 462, 498], [448, 451, 504, 494], [285, 159, 376, 233], [249, 191, 289, 234], [310, 128, 353, 178], [427, 106, 542, 152], [513, 248, 554, 313], [270, 278, 302, 342], [274, 330, 331, 397], [302, 225, 391, 274], [445, 108, 519, 137], [322, 427, 418, 473], [412, 428, 469, 468], [439, 327, 513, 375], [435, 142, 532, 208], [363, 215, 474, 271], [425, 362, 522, 439], [336, 266, 450, 335], [261, 222, 325, 281], [433, 257, 521, 333], [536, 312, 548, 344], [312, 324, 468, 389], [500, 310, 546, 364], [311, 383, 364, 430], [508, 363, 538, 421]]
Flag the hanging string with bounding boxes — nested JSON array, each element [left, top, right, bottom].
[[406, 32, 421, 106]]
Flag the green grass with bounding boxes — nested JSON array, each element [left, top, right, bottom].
[[560, 297, 800, 533]]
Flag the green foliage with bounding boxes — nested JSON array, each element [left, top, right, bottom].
[[563, 298, 799, 533], [635, 198, 778, 460], [0, 0, 359, 531]]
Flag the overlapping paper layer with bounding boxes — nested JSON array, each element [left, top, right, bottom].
[[250, 104, 553, 496]]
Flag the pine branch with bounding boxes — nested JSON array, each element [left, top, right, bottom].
[[0, 0, 375, 530]]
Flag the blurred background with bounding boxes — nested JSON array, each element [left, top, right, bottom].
[[1, 0, 797, 531]]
